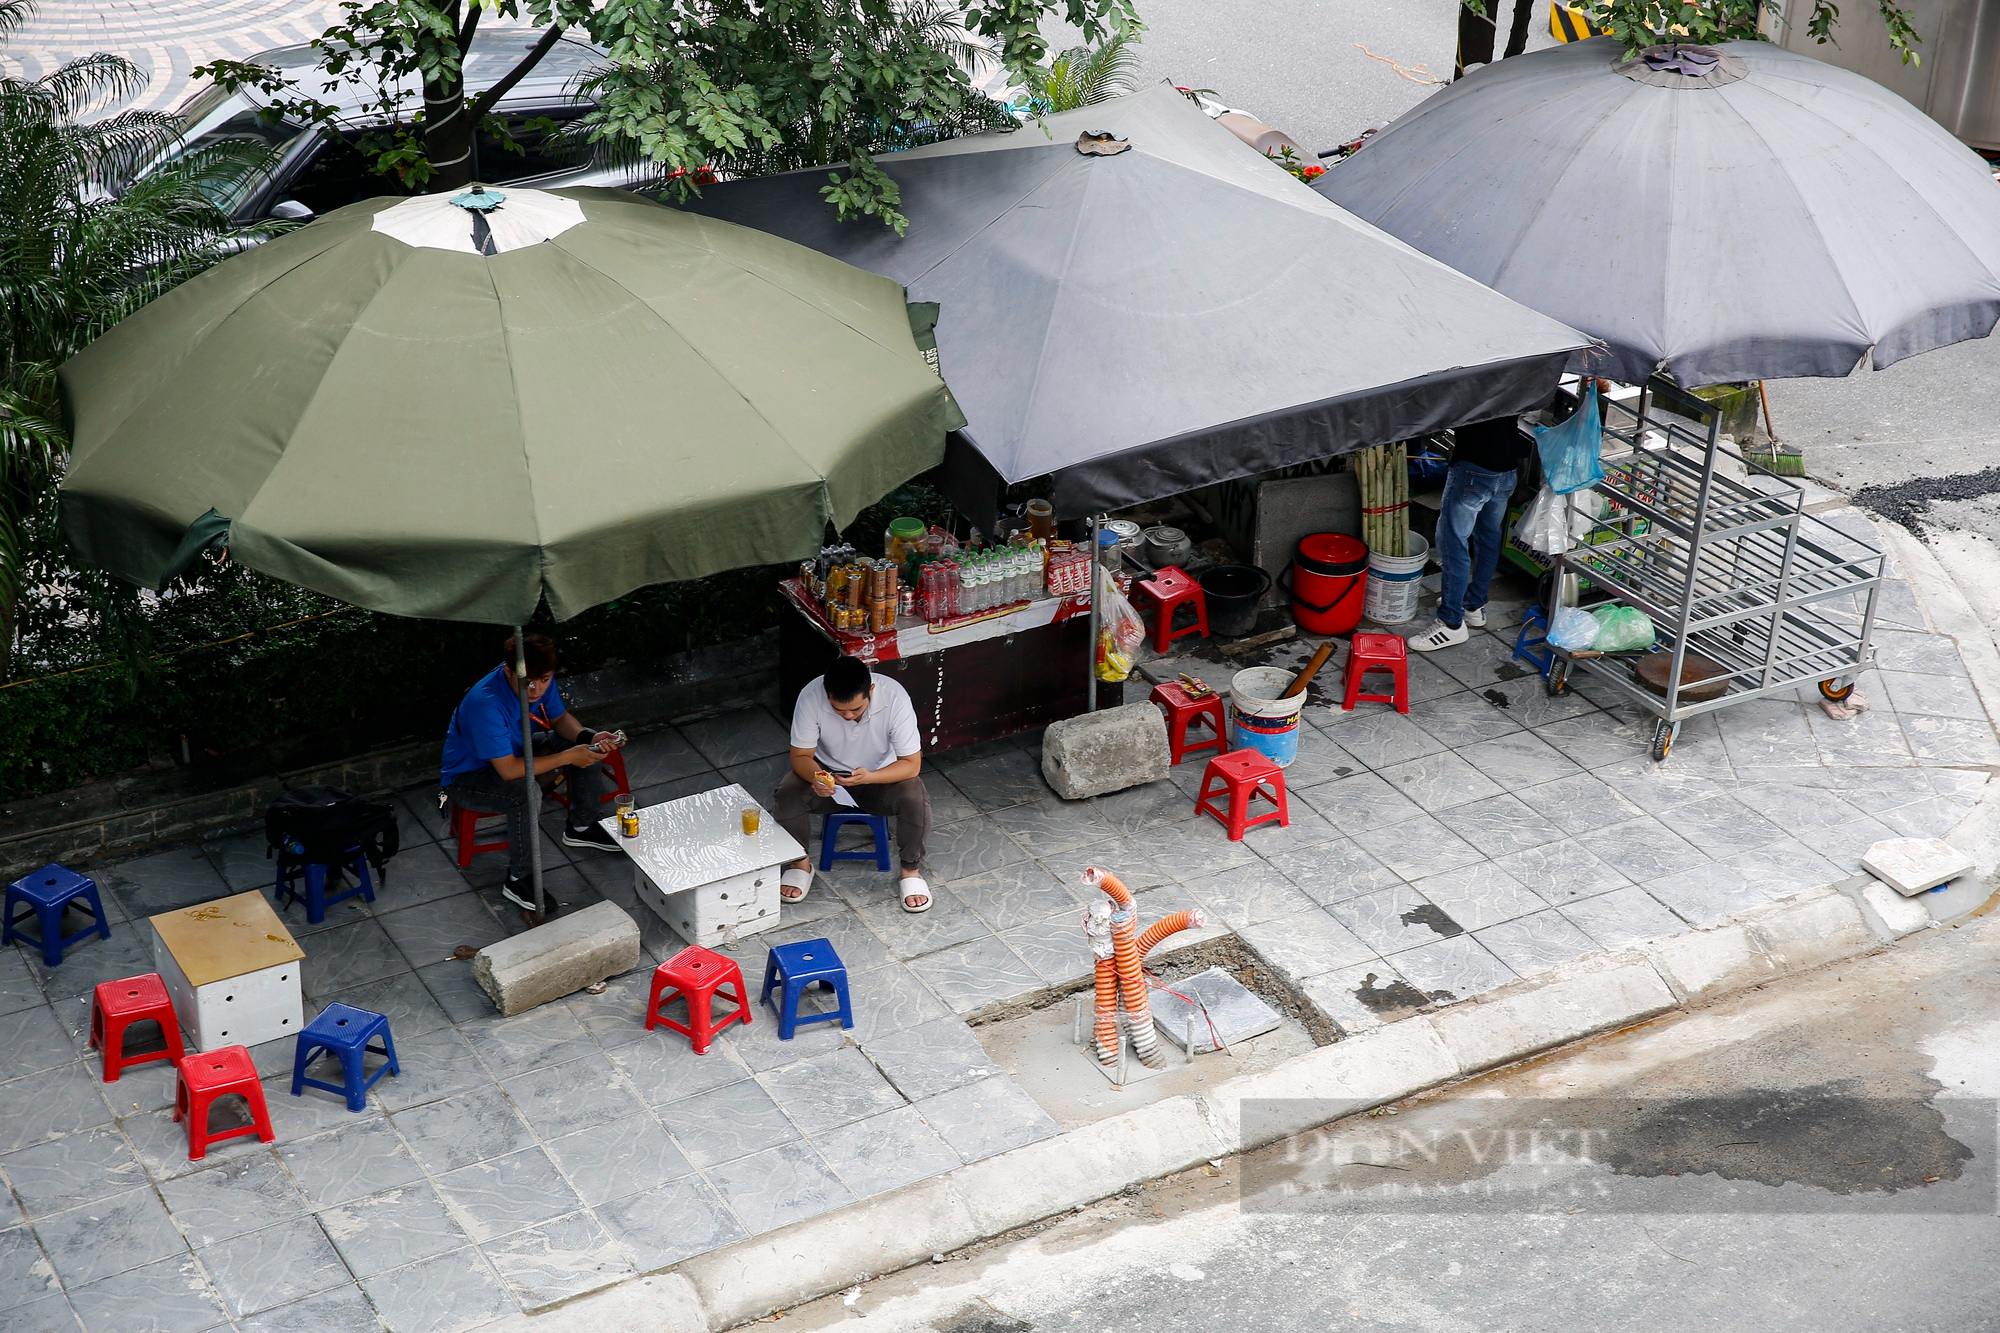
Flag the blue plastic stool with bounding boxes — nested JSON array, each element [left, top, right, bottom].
[[275, 846, 377, 925], [760, 938, 854, 1041], [1512, 606, 1555, 677], [3, 864, 111, 967], [290, 1002, 398, 1111], [819, 812, 891, 873]]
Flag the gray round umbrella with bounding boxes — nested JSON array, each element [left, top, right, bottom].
[[1316, 38, 2000, 385]]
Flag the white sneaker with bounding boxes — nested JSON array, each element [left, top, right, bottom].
[[1407, 618, 1470, 652], [1463, 606, 1487, 628]]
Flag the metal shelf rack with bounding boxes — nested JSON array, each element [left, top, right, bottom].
[[1548, 376, 1884, 761]]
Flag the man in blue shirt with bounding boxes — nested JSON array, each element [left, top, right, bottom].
[[442, 633, 624, 914]]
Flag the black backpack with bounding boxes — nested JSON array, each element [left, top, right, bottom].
[[266, 784, 400, 883]]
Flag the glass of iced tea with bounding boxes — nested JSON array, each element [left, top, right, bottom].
[[741, 806, 761, 835]]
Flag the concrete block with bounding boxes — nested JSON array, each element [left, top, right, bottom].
[[679, 1177, 978, 1329], [1862, 836, 1975, 896], [1644, 925, 1776, 1001], [1154, 966, 1281, 1052], [1857, 879, 1934, 939], [1202, 1017, 1459, 1151], [1040, 701, 1170, 800], [952, 1098, 1220, 1235], [1743, 888, 1876, 976], [1428, 960, 1675, 1075], [472, 900, 641, 1017]]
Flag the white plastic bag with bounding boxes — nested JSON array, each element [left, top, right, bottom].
[[1514, 484, 1571, 555], [1546, 606, 1600, 651], [1094, 566, 1145, 682]]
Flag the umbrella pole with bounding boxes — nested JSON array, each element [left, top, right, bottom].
[[1087, 514, 1101, 713], [512, 626, 545, 919]]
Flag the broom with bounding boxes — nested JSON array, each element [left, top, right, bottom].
[[1745, 381, 1805, 477]]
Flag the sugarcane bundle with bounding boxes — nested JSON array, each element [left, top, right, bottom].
[[1355, 442, 1408, 559]]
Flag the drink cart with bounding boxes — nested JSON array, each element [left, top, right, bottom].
[[1545, 376, 1884, 762]]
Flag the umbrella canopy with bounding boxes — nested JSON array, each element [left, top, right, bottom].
[[1315, 38, 2000, 386], [58, 186, 961, 623], [682, 85, 1589, 521]]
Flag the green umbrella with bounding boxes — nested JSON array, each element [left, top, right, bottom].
[[58, 185, 961, 623], [57, 183, 961, 921]]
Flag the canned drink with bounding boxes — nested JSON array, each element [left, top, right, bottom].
[[618, 807, 640, 838], [898, 587, 917, 617]]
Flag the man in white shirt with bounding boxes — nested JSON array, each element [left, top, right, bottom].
[[772, 655, 935, 912]]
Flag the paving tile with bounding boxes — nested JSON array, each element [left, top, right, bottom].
[[374, 894, 508, 964], [159, 1150, 304, 1247], [22, 929, 158, 1004], [1294, 771, 1426, 832], [679, 705, 792, 768], [1090, 780, 1190, 837], [414, 959, 498, 1028], [236, 1283, 384, 1333], [703, 1139, 855, 1233], [1869, 628, 1966, 676], [1388, 935, 1517, 1002], [1377, 750, 1506, 812], [813, 1105, 962, 1199], [372, 842, 479, 912], [1280, 735, 1367, 790], [481, 1208, 633, 1309], [923, 773, 982, 826], [0, 1224, 61, 1312], [907, 936, 1042, 1015], [197, 1215, 346, 1319], [1463, 673, 1603, 728], [1155, 818, 1268, 878], [712, 994, 847, 1073], [1180, 864, 1317, 930], [1808, 706, 1916, 765], [767, 911, 897, 975], [1236, 908, 1377, 982], [1402, 656, 1472, 705], [1643, 859, 1768, 928], [619, 726, 714, 788], [369, 1026, 490, 1113], [1531, 713, 1647, 770], [1347, 814, 1486, 882], [954, 861, 1083, 932], [280, 1117, 425, 1208], [857, 885, 992, 962], [317, 1181, 468, 1279], [1832, 766, 1947, 815], [464, 1004, 597, 1080], [436, 1146, 583, 1244], [0, 1293, 75, 1333], [1594, 759, 1734, 816], [1492, 839, 1631, 905], [1457, 730, 1583, 790], [922, 817, 1032, 880], [860, 1017, 997, 1102], [1474, 910, 1600, 976], [757, 1048, 904, 1136], [543, 1111, 693, 1207], [1437, 793, 1569, 856], [1559, 887, 1692, 950], [2, 1123, 145, 1218], [606, 1027, 754, 1108], [1576, 816, 1709, 885], [500, 1051, 644, 1138], [33, 1182, 186, 1288], [1880, 669, 1989, 721], [1328, 883, 1460, 957], [104, 849, 231, 918], [68, 1252, 228, 1333], [300, 918, 410, 999], [720, 754, 791, 803], [796, 959, 948, 1043], [1259, 838, 1403, 906], [0, 950, 44, 1018], [987, 800, 1120, 858], [942, 748, 1050, 811], [391, 1085, 531, 1177], [1407, 862, 1551, 933], [1431, 630, 1533, 690], [120, 1099, 265, 1180], [1308, 707, 1450, 768], [359, 1247, 514, 1333], [1663, 793, 1789, 858], [1297, 959, 1427, 1035], [912, 1077, 1058, 1163], [999, 918, 1095, 985], [0, 1184, 17, 1233], [657, 1078, 800, 1167], [595, 1176, 744, 1272], [1037, 837, 1178, 894], [1513, 772, 1648, 837], [1725, 839, 1846, 897], [1407, 691, 1523, 748]]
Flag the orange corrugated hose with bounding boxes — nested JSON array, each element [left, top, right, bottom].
[[1086, 868, 1161, 1067], [1092, 957, 1120, 1065], [1136, 909, 1205, 957]]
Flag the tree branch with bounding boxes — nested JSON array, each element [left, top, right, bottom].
[[467, 22, 568, 121], [457, 3, 480, 54]]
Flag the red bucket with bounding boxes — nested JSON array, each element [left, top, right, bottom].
[[1286, 533, 1368, 636]]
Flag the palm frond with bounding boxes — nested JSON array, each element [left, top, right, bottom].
[[1020, 32, 1140, 113]]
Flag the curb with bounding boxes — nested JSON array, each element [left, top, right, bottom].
[[517, 509, 2000, 1332]]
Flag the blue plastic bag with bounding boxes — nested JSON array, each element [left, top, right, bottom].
[[1535, 383, 1605, 495]]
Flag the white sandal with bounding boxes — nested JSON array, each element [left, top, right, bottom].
[[780, 868, 814, 903], [899, 875, 932, 913]]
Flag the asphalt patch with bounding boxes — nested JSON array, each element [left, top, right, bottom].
[[1854, 465, 2000, 532]]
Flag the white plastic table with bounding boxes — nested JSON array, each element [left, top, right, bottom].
[[602, 782, 801, 946]]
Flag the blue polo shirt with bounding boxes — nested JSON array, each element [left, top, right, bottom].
[[441, 666, 566, 785]]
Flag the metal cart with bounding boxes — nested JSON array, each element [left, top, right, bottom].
[[1546, 376, 1885, 762]]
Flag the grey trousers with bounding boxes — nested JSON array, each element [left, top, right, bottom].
[[771, 771, 932, 870], [446, 732, 605, 877]]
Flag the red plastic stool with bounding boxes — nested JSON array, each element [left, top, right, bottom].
[[1343, 632, 1410, 714], [1134, 567, 1210, 654], [88, 972, 184, 1083], [646, 945, 751, 1054], [1150, 681, 1228, 765], [173, 1045, 275, 1160], [1194, 748, 1290, 841], [450, 803, 510, 868], [550, 747, 632, 815]]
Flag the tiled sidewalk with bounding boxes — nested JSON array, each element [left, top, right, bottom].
[[0, 529, 1991, 1332]]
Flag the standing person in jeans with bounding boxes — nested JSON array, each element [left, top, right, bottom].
[[771, 655, 935, 913], [440, 632, 625, 915], [1407, 414, 1529, 652]]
